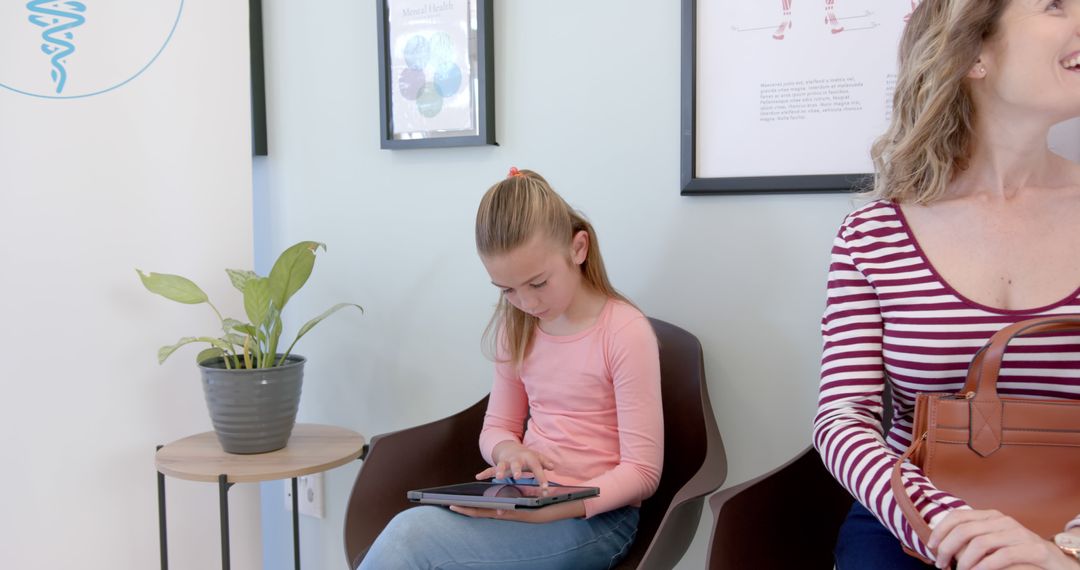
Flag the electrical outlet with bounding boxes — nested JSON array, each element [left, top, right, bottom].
[[284, 473, 324, 519]]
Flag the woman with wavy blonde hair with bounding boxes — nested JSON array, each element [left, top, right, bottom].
[[869, 0, 1002, 204], [815, 0, 1080, 568]]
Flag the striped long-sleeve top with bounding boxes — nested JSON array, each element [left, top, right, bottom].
[[814, 200, 1080, 561]]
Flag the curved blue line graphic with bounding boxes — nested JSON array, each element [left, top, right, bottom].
[[2, 0, 184, 99], [27, 0, 87, 94]]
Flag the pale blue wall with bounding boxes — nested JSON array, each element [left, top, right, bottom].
[[254, 1, 861, 568]]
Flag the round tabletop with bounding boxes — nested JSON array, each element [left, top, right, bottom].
[[155, 424, 366, 483]]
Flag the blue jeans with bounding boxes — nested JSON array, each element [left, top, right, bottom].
[[835, 502, 935, 570], [359, 480, 639, 570]]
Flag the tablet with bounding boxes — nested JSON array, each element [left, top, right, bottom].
[[407, 482, 599, 510]]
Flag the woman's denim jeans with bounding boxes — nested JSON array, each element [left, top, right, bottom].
[[835, 502, 935, 570]]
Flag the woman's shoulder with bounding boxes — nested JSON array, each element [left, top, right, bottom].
[[834, 199, 904, 242]]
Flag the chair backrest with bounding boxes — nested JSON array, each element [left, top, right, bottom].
[[614, 318, 727, 569], [342, 318, 725, 570], [342, 397, 489, 569], [707, 447, 852, 569], [705, 384, 894, 569]]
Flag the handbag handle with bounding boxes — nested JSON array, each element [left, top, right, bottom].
[[889, 435, 935, 564], [960, 315, 1080, 456], [962, 316, 1080, 395]]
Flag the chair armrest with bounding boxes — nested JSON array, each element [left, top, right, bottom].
[[631, 414, 728, 569], [706, 446, 853, 569], [670, 415, 728, 507], [343, 396, 490, 569]]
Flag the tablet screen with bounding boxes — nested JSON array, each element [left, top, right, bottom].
[[407, 482, 599, 508], [419, 482, 594, 498]]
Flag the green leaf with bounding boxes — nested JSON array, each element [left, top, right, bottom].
[[279, 303, 362, 364], [196, 347, 225, 365], [223, 318, 246, 333], [137, 270, 208, 304], [232, 323, 258, 337], [157, 336, 233, 364], [295, 303, 362, 340], [265, 311, 283, 365], [226, 269, 259, 292], [268, 241, 325, 314], [243, 277, 272, 330], [158, 337, 196, 363]]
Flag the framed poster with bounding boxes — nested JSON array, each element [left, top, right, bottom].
[[250, 0, 268, 156], [682, 0, 917, 194], [377, 0, 495, 149]]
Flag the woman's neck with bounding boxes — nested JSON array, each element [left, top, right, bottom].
[[951, 96, 1070, 200], [950, 116, 1063, 201]]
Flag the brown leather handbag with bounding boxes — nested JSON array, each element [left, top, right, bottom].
[[890, 315, 1080, 560]]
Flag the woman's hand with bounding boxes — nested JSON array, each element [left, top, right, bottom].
[[448, 499, 585, 523], [475, 441, 555, 487], [928, 509, 1080, 570]]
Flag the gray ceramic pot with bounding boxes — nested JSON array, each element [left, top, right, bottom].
[[199, 355, 305, 454]]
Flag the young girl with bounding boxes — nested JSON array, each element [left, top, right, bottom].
[[359, 168, 664, 569]]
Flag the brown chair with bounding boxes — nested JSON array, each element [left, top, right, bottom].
[[342, 318, 727, 569], [706, 390, 894, 569], [705, 446, 852, 569]]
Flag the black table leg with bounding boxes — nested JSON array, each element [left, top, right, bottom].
[[292, 477, 301, 569], [161, 466, 306, 570], [219, 474, 233, 570], [157, 446, 168, 570]]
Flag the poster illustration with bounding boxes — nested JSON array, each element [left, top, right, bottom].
[[388, 0, 474, 137], [694, 0, 919, 181]]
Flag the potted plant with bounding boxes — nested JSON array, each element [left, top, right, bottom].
[[138, 241, 361, 454]]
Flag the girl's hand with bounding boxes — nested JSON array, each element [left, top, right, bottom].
[[475, 441, 556, 487], [928, 509, 1079, 570], [448, 499, 585, 523]]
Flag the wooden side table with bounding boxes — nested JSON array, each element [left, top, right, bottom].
[[156, 424, 366, 570]]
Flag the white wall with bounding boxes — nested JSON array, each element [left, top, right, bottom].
[[1, 1, 262, 568], [255, 2, 1080, 569]]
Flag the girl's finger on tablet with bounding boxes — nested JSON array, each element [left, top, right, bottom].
[[510, 459, 524, 479], [524, 458, 548, 487]]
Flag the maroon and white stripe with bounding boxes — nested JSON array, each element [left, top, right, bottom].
[[814, 201, 1080, 559]]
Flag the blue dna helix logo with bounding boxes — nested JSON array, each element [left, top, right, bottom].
[[27, 0, 87, 94], [1, 0, 183, 99]]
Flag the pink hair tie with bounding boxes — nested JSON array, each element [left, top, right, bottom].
[[507, 167, 523, 178]]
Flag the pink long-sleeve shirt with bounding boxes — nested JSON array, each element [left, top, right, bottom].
[[479, 299, 664, 518], [815, 201, 1080, 561]]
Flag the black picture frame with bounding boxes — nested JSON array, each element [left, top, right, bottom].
[[680, 0, 867, 195], [376, 0, 496, 149], [250, 0, 268, 156]]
